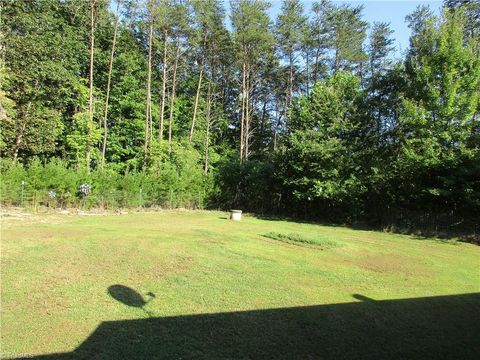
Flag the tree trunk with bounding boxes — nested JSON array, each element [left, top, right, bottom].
[[305, 51, 310, 96], [189, 65, 203, 142], [144, 8, 153, 157], [288, 50, 293, 108], [334, 39, 340, 73], [260, 89, 267, 137], [240, 53, 246, 162], [244, 62, 250, 161], [313, 46, 320, 84], [168, 43, 180, 155], [358, 61, 364, 84], [101, 0, 119, 171], [12, 123, 26, 163], [12, 101, 32, 163], [273, 112, 280, 151], [86, 0, 96, 172], [159, 30, 168, 144], [189, 34, 207, 143], [204, 83, 212, 175]]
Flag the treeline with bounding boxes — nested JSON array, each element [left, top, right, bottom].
[[1, 0, 479, 237]]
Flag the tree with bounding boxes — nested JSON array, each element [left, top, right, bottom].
[[405, 5, 435, 38], [101, 0, 120, 170], [144, 0, 154, 158], [231, 0, 275, 162], [309, 0, 333, 83], [275, 0, 306, 111], [395, 8, 480, 212], [104, 27, 148, 171], [284, 72, 365, 218], [444, 0, 480, 41], [155, 0, 174, 145], [167, 0, 191, 155], [363, 21, 396, 146], [368, 22, 395, 79], [189, 0, 232, 173], [1, 0, 87, 161], [323, 1, 368, 74], [86, 0, 97, 171], [189, 0, 227, 143]]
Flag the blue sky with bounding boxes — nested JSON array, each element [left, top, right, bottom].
[[267, 0, 443, 55]]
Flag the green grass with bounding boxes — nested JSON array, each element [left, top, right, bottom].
[[1, 211, 479, 359]]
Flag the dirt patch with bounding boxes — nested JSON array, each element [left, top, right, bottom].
[[2, 227, 89, 244], [356, 255, 410, 273], [1, 208, 73, 227], [0, 260, 16, 267], [341, 252, 424, 276]]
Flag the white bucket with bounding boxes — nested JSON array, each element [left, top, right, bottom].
[[230, 210, 242, 221]]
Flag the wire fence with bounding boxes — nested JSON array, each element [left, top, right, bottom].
[[0, 184, 205, 211]]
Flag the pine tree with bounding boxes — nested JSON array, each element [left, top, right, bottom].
[[368, 22, 395, 79], [189, 0, 227, 143], [167, 0, 191, 155], [101, 0, 120, 171], [231, 0, 275, 161], [144, 0, 154, 159], [275, 0, 306, 111], [86, 0, 97, 171], [323, 1, 368, 74]]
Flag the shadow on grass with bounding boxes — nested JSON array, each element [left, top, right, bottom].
[[14, 292, 480, 359], [107, 285, 155, 317], [107, 285, 155, 308]]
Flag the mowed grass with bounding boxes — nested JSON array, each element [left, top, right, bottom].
[[1, 211, 479, 359]]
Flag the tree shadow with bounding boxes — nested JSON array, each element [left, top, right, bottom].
[[13, 292, 480, 359], [107, 285, 155, 317], [107, 285, 155, 308]]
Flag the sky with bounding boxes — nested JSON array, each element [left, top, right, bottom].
[[267, 0, 443, 56]]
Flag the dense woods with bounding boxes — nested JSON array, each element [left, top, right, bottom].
[[1, 0, 479, 237]]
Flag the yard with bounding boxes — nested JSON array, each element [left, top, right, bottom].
[[1, 211, 479, 359]]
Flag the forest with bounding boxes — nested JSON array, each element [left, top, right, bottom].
[[0, 0, 479, 237]]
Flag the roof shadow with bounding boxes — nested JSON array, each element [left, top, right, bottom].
[[12, 292, 480, 359]]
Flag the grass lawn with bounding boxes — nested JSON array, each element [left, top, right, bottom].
[[1, 211, 479, 359]]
